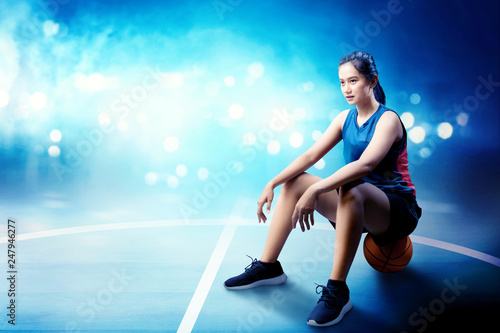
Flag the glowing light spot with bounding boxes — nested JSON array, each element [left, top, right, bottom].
[[50, 129, 62, 143], [163, 73, 184, 89], [400, 112, 414, 129], [267, 140, 280, 155], [43, 20, 59, 36], [34, 145, 44, 155], [87, 73, 105, 91], [243, 132, 256, 146], [314, 159, 325, 170], [176, 164, 188, 178], [145, 172, 158, 186], [48, 145, 60, 157], [29, 92, 47, 110], [136, 112, 148, 124], [229, 104, 244, 119], [410, 93, 421, 105], [117, 119, 128, 131], [248, 62, 264, 78], [0, 90, 9, 107], [198, 167, 209, 180], [408, 126, 426, 144], [437, 122, 453, 139], [98, 113, 110, 125], [289, 132, 303, 148], [205, 81, 220, 97], [302, 81, 314, 92], [312, 130, 322, 141], [167, 176, 179, 189], [163, 136, 179, 152], [457, 112, 468, 126], [419, 147, 432, 158], [224, 76, 235, 87]]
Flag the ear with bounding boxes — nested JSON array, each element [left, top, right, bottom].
[[371, 74, 379, 89]]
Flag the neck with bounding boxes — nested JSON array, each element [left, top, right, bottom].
[[356, 97, 380, 117]]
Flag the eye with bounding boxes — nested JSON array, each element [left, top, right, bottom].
[[350, 79, 356, 83]]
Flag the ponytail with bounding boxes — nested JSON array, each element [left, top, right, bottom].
[[374, 82, 386, 105]]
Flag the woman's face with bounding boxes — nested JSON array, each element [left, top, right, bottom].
[[338, 62, 375, 106]]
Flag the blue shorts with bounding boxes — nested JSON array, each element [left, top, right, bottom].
[[329, 191, 422, 246]]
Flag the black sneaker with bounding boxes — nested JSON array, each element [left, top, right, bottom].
[[307, 280, 352, 327], [224, 256, 287, 290]]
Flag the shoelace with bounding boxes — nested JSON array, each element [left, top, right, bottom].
[[244, 255, 261, 273], [315, 283, 337, 309]]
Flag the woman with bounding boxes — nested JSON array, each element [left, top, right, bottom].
[[224, 51, 422, 327]]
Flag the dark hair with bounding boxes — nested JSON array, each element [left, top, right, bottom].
[[339, 51, 385, 105]]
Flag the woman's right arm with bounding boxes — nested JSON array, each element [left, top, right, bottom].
[[257, 110, 348, 222]]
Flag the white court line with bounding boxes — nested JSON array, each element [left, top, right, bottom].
[[176, 197, 248, 333], [2, 220, 499, 269]]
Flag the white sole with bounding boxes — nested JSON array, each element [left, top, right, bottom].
[[307, 299, 353, 327], [224, 273, 287, 290]]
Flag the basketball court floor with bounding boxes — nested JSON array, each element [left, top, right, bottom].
[[1, 150, 499, 333]]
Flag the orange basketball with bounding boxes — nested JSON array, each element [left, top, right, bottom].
[[363, 234, 413, 273]]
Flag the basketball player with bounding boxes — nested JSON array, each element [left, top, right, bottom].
[[224, 51, 422, 327]]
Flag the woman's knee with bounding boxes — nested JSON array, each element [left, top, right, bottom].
[[339, 180, 366, 204], [282, 172, 314, 197]]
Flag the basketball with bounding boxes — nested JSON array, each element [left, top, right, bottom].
[[363, 234, 413, 273]]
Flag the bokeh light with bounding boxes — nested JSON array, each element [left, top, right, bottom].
[[198, 167, 209, 180], [400, 112, 414, 129], [408, 126, 426, 144], [176, 164, 188, 178], [48, 146, 60, 158], [50, 129, 62, 143], [228, 104, 244, 119], [289, 132, 304, 148], [437, 122, 453, 139], [163, 137, 179, 152], [248, 62, 265, 78], [0, 90, 9, 107], [29, 92, 47, 110], [267, 140, 280, 155], [410, 93, 421, 105]]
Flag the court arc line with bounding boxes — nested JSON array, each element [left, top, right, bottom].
[[1, 219, 499, 268]]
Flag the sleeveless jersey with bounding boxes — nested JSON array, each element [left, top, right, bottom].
[[342, 104, 416, 196]]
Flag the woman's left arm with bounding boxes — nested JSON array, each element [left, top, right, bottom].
[[292, 111, 403, 231]]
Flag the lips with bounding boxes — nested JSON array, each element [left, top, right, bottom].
[[346, 95, 354, 100]]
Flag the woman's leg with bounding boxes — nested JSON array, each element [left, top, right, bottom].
[[330, 181, 390, 281], [260, 172, 339, 263]]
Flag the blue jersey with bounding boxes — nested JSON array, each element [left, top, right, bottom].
[[342, 104, 416, 196]]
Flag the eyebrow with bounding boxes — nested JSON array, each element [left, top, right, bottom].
[[339, 76, 360, 81]]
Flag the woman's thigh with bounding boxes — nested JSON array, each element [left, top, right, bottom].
[[339, 181, 390, 235]]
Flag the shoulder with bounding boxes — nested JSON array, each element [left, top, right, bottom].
[[336, 109, 351, 131], [376, 110, 403, 139], [379, 110, 400, 123]]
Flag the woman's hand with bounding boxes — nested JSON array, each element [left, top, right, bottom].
[[292, 186, 319, 232], [257, 183, 275, 223]]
